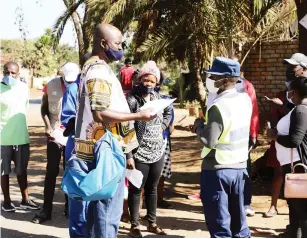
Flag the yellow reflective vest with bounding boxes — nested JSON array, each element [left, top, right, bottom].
[[201, 91, 252, 165]]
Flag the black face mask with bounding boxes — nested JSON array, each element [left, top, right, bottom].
[[286, 67, 298, 82], [139, 83, 154, 94]]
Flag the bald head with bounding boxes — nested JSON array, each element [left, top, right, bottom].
[[92, 23, 123, 61], [3, 61, 19, 79], [95, 23, 122, 41]]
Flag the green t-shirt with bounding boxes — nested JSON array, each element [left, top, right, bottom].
[[0, 81, 30, 145]]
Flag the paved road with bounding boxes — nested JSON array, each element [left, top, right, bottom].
[[28, 99, 44, 127]]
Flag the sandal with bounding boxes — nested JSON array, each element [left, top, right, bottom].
[[32, 211, 51, 224], [263, 210, 278, 218], [148, 223, 167, 235], [129, 227, 143, 238]]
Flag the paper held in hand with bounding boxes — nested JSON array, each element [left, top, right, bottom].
[[126, 169, 143, 189], [51, 127, 68, 146], [140, 98, 176, 115]]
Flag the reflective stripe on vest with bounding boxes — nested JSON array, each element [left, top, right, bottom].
[[201, 92, 252, 165], [46, 77, 63, 129]]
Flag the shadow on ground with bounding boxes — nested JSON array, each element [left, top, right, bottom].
[[1, 228, 58, 238]]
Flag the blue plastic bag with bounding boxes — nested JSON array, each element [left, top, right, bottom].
[[62, 131, 126, 201]]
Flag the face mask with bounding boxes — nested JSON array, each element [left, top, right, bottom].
[[285, 81, 291, 89], [2, 76, 17, 86], [139, 83, 154, 94], [286, 68, 298, 82], [104, 43, 124, 62], [286, 91, 294, 104], [205, 78, 219, 93]]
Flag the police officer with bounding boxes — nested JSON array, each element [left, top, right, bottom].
[[192, 57, 252, 237]]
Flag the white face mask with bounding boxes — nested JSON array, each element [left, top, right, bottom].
[[286, 91, 294, 104], [206, 78, 219, 93]]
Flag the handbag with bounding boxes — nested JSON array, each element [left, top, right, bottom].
[[284, 148, 307, 198], [61, 80, 126, 201]]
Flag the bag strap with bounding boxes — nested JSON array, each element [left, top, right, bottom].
[[293, 163, 307, 172], [291, 148, 307, 173], [291, 148, 294, 173], [75, 82, 86, 138], [74, 60, 106, 138]]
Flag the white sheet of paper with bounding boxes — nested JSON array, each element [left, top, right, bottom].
[[126, 169, 143, 189], [299, 14, 307, 30], [51, 127, 68, 146], [140, 98, 176, 115]]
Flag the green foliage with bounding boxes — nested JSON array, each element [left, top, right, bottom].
[[1, 29, 79, 77]]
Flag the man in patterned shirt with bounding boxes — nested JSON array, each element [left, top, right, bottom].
[[75, 23, 155, 238]]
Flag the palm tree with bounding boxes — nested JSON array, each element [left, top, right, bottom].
[[254, 0, 307, 54], [52, 0, 297, 106], [101, 0, 296, 107]]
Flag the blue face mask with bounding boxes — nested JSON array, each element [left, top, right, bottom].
[[285, 81, 291, 89], [139, 84, 154, 94], [104, 43, 124, 62], [2, 76, 17, 86]]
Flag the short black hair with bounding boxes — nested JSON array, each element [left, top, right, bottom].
[[290, 77, 307, 98], [125, 58, 132, 64]]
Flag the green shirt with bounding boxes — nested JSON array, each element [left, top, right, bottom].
[[0, 81, 30, 145]]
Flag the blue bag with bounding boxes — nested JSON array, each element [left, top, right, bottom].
[[62, 130, 126, 201], [61, 79, 126, 201]]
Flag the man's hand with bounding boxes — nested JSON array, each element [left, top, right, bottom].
[[127, 158, 135, 170], [267, 128, 278, 141], [169, 124, 175, 134], [45, 126, 52, 137], [191, 118, 205, 133], [137, 109, 157, 121], [264, 96, 283, 106]]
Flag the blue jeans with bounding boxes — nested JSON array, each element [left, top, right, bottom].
[[86, 173, 125, 238], [201, 169, 250, 238], [66, 136, 89, 238]]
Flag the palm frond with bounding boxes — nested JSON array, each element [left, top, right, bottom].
[[52, 0, 84, 50]]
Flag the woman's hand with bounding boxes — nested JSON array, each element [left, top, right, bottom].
[[267, 128, 278, 141], [264, 96, 283, 106], [126, 158, 136, 170]]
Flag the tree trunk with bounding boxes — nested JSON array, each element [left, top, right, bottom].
[[29, 67, 34, 89], [189, 44, 207, 110], [70, 11, 85, 65], [296, 0, 307, 55], [81, 5, 92, 66]]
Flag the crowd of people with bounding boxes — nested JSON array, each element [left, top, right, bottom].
[[1, 22, 307, 238]]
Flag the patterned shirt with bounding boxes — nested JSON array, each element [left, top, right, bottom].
[[127, 87, 172, 163], [75, 57, 138, 160]]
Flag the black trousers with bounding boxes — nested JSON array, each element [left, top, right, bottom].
[[283, 163, 307, 238], [43, 141, 68, 214], [128, 156, 164, 228]]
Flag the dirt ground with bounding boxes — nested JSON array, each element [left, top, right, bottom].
[[0, 105, 290, 238]]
